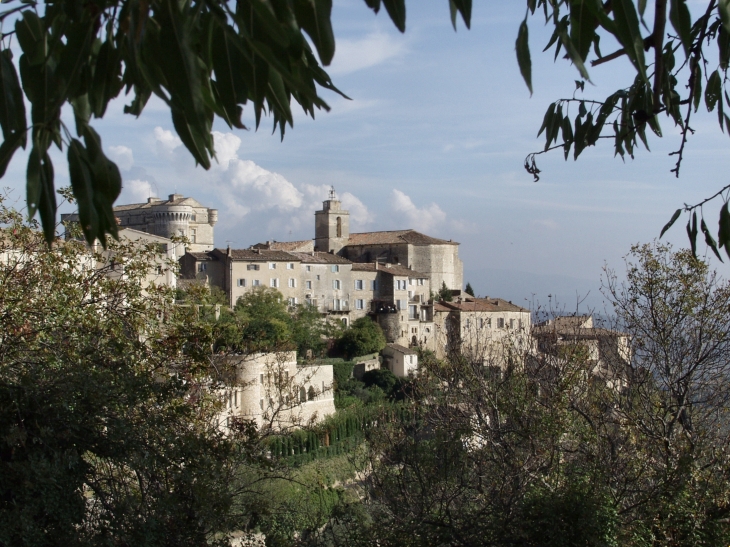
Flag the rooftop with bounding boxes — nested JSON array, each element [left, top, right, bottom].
[[210, 248, 302, 262], [347, 229, 458, 247], [288, 251, 352, 265], [436, 297, 529, 313], [385, 343, 417, 355], [251, 240, 314, 252]]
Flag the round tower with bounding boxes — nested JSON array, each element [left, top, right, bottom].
[[154, 205, 192, 239]]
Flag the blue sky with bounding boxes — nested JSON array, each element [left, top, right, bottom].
[[3, 0, 729, 312]]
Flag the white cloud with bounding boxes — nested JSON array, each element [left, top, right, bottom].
[[153, 126, 182, 157], [108, 145, 134, 171], [328, 32, 408, 75], [124, 179, 154, 203], [391, 189, 446, 232], [212, 131, 242, 169], [341, 191, 374, 227]]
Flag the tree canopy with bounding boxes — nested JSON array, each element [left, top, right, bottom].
[[519, 0, 730, 258]]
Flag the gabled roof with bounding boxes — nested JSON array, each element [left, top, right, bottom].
[[251, 240, 314, 252], [209, 248, 301, 262], [435, 297, 529, 313], [288, 251, 352, 265], [347, 229, 458, 246], [385, 343, 417, 355]]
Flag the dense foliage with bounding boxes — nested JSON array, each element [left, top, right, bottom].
[[335, 317, 387, 360], [0, 200, 237, 546]]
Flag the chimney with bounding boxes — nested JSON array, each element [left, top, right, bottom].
[[226, 245, 231, 256]]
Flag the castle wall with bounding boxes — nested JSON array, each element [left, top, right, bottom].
[[409, 244, 463, 291]]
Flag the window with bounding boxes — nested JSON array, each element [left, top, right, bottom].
[[253, 279, 260, 286], [356, 299, 364, 310], [288, 297, 297, 306], [333, 280, 341, 290], [336, 216, 342, 237], [270, 278, 279, 288], [316, 275, 321, 280], [478, 318, 484, 328], [354, 279, 363, 290], [509, 318, 515, 329], [237, 278, 246, 287], [396, 280, 407, 290], [333, 299, 341, 311], [497, 318, 505, 328], [287, 263, 294, 270], [260, 373, 264, 384], [306, 280, 312, 289], [260, 399, 264, 410], [408, 290, 414, 299], [198, 263, 207, 272], [519, 319, 524, 329], [418, 278, 425, 286], [409, 305, 418, 320], [190, 229, 196, 243], [288, 278, 296, 288], [331, 265, 340, 273], [190, 214, 196, 221], [465, 318, 471, 328], [487, 318, 492, 328], [269, 262, 276, 269], [156, 265, 163, 275], [409, 278, 414, 285], [306, 265, 311, 272], [371, 280, 378, 290], [397, 299, 407, 310], [247, 264, 260, 271]]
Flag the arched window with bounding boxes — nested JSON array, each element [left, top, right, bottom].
[[336, 216, 342, 238], [300, 386, 307, 403], [308, 386, 316, 401]]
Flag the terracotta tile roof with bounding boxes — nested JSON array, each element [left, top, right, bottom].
[[436, 297, 529, 313], [251, 240, 314, 252], [378, 264, 427, 277], [288, 252, 352, 265], [210, 248, 301, 262], [347, 229, 458, 246], [351, 263, 377, 272], [433, 303, 452, 312], [187, 251, 215, 260]]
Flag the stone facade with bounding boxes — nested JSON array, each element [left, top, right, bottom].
[[63, 194, 218, 253], [214, 351, 335, 432], [382, 343, 418, 377], [433, 297, 533, 366]]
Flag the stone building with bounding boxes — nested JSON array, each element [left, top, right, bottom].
[[63, 194, 218, 253], [214, 351, 335, 432], [433, 296, 533, 365]]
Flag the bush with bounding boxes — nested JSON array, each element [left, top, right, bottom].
[[336, 317, 386, 359], [332, 361, 355, 389]]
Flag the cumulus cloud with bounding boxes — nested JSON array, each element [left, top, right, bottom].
[[391, 189, 446, 232], [328, 32, 407, 75], [341, 192, 374, 227], [154, 126, 182, 157], [108, 145, 134, 171], [212, 131, 242, 169], [124, 179, 154, 203]]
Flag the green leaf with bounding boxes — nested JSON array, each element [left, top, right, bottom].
[[0, 49, 27, 145], [687, 211, 698, 257], [660, 208, 682, 238], [0, 130, 25, 178], [68, 138, 98, 244], [569, 0, 597, 63], [516, 19, 533, 96], [293, 0, 336, 65], [382, 0, 406, 32], [611, 0, 649, 84], [538, 103, 556, 137], [719, 201, 730, 259], [212, 25, 249, 130], [81, 125, 121, 244], [27, 143, 56, 243], [558, 26, 591, 81], [15, 11, 45, 66], [706, 70, 722, 112], [90, 41, 124, 118], [693, 64, 703, 112], [701, 217, 723, 261], [449, 0, 471, 29], [719, 26, 730, 71], [669, 0, 692, 56], [720, 0, 730, 34]]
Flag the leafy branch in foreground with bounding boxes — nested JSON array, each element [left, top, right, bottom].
[[517, 0, 730, 253], [0, 0, 471, 245]]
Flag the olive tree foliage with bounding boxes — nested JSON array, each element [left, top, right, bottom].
[[518, 0, 730, 258], [0, 0, 472, 245], [0, 197, 240, 546]]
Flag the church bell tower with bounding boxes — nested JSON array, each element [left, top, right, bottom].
[[314, 187, 349, 254]]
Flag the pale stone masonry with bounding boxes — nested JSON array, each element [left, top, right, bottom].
[[214, 351, 335, 432], [62, 194, 218, 253]]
